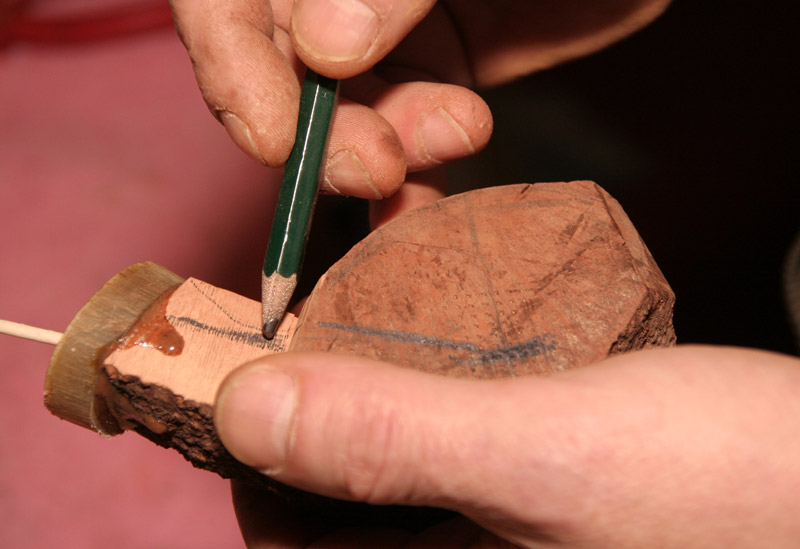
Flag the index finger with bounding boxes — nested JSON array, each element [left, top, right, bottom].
[[170, 0, 301, 166]]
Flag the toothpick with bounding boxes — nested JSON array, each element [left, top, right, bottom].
[[0, 319, 62, 345]]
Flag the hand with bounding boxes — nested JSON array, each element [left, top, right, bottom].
[[214, 346, 800, 547], [169, 0, 671, 204]]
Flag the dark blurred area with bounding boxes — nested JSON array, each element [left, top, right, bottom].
[[459, 0, 800, 354], [305, 0, 799, 355]]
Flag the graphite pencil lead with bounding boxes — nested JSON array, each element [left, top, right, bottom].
[[262, 317, 280, 340]]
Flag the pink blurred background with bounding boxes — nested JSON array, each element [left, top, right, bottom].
[[2, 0, 798, 547], [1, 1, 279, 546]]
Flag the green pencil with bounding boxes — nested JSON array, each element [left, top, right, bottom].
[[262, 70, 339, 339]]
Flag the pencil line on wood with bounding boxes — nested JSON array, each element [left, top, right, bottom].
[[0, 319, 62, 345]]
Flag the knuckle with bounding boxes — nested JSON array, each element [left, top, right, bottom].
[[335, 397, 408, 504]]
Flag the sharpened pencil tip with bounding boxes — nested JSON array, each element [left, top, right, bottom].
[[262, 272, 297, 340], [262, 318, 280, 340]]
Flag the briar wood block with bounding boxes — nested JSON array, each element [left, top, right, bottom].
[[292, 181, 675, 376], [45, 181, 675, 502]]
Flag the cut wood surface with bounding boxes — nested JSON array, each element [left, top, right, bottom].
[[293, 181, 675, 375], [44, 181, 675, 510]]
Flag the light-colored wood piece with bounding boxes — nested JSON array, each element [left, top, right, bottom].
[[96, 276, 297, 487], [103, 277, 296, 423], [42, 262, 296, 438], [0, 319, 62, 345]]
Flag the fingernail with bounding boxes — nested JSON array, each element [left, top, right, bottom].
[[215, 367, 296, 473], [292, 0, 380, 62], [417, 107, 475, 164], [219, 111, 266, 164], [323, 150, 382, 198]]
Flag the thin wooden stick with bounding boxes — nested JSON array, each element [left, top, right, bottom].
[[0, 319, 62, 345]]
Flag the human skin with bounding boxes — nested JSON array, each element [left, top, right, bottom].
[[168, 0, 671, 208], [215, 346, 800, 548], [164, 1, 800, 546]]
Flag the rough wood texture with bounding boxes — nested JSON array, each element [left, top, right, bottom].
[[293, 181, 675, 376], [45, 181, 674, 512]]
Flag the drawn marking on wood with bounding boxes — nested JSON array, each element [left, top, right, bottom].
[[168, 316, 290, 352], [463, 193, 508, 353], [316, 321, 555, 365], [187, 279, 259, 330]]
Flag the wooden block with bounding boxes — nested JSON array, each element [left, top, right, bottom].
[[293, 181, 675, 375], [45, 181, 675, 507]]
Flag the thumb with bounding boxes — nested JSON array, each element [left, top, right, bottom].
[[290, 0, 437, 78], [213, 351, 528, 510], [214, 348, 800, 548]]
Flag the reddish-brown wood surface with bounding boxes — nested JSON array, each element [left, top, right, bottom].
[[293, 181, 675, 375], [45, 181, 675, 500]]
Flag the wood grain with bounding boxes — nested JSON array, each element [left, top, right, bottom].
[[292, 181, 675, 376], [44, 262, 184, 435], [45, 181, 675, 514]]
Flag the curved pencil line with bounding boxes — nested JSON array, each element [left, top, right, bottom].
[[188, 279, 260, 330]]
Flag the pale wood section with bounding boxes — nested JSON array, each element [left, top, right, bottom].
[[0, 319, 62, 345], [465, 0, 672, 86], [104, 277, 296, 408], [44, 263, 296, 439], [44, 262, 184, 436], [292, 182, 675, 376]]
